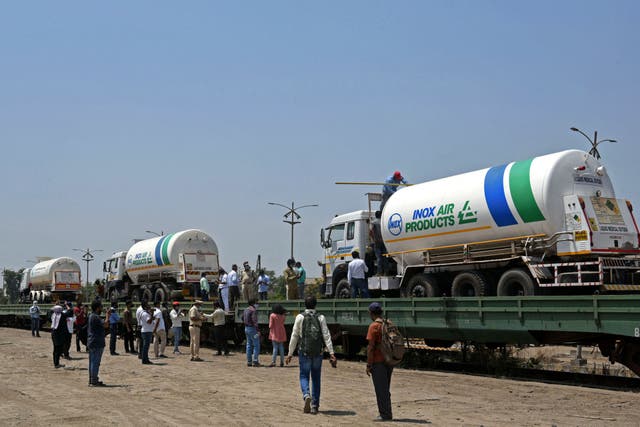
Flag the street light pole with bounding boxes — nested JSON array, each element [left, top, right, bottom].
[[73, 248, 104, 286], [145, 230, 164, 237], [268, 202, 319, 260], [570, 127, 617, 159]]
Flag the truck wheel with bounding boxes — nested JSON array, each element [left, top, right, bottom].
[[451, 271, 488, 297], [497, 269, 536, 296], [154, 287, 167, 303], [141, 287, 153, 303], [107, 288, 118, 304], [335, 279, 351, 299], [402, 274, 439, 298]]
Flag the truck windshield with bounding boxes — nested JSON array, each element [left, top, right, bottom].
[[329, 224, 345, 242]]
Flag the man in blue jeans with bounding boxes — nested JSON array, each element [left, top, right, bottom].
[[139, 301, 155, 364], [87, 300, 106, 386], [29, 301, 41, 337], [286, 296, 337, 414], [348, 250, 369, 298], [243, 298, 260, 367]]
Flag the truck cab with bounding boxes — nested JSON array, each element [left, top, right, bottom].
[[103, 251, 129, 302], [321, 210, 370, 297]]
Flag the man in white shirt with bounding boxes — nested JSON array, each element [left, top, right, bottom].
[[136, 302, 144, 360], [348, 250, 369, 298], [169, 301, 186, 354], [227, 264, 240, 310], [152, 301, 167, 358], [285, 296, 337, 415], [139, 301, 155, 364]]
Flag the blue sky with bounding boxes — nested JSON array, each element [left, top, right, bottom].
[[1, 1, 639, 283]]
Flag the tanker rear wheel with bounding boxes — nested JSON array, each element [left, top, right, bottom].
[[402, 274, 439, 298], [497, 269, 535, 296], [451, 271, 488, 297], [154, 287, 167, 303], [335, 279, 351, 299], [140, 287, 153, 303]]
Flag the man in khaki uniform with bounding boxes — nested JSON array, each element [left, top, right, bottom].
[[241, 261, 257, 301], [188, 300, 210, 362], [284, 259, 299, 300]]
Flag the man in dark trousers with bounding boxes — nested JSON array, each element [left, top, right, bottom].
[[87, 300, 107, 386], [366, 302, 393, 421], [50, 302, 72, 368]]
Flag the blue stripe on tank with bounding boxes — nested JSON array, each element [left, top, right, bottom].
[[484, 164, 518, 227], [154, 235, 168, 266]]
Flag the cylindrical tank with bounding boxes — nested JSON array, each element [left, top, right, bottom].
[[125, 229, 218, 283], [30, 257, 82, 290], [381, 150, 615, 267]]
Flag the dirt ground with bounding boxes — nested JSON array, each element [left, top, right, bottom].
[[1, 328, 638, 427]]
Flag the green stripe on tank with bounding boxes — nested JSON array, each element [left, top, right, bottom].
[[509, 159, 545, 223], [161, 234, 173, 265]]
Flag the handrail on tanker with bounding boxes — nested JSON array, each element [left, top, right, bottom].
[[384, 233, 548, 257]]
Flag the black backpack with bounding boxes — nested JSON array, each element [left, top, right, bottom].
[[300, 312, 324, 356]]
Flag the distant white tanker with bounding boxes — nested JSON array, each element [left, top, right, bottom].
[[103, 229, 220, 303], [19, 257, 82, 303], [322, 149, 640, 298]]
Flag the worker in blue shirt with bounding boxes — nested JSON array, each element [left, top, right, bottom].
[[108, 302, 121, 356], [381, 171, 407, 210]]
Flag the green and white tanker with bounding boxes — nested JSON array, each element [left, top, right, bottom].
[[103, 229, 220, 303], [322, 150, 640, 298]]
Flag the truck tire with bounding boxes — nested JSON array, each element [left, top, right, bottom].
[[497, 269, 536, 296], [402, 274, 439, 298], [335, 279, 351, 299], [154, 287, 167, 303], [451, 271, 488, 297], [141, 287, 153, 303]]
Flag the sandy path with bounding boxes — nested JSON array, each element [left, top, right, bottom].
[[0, 328, 638, 426]]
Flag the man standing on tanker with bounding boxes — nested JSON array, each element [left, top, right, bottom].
[[380, 171, 407, 211]]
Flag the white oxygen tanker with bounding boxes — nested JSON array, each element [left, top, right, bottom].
[[103, 229, 220, 303], [24, 257, 82, 302], [322, 150, 640, 298]]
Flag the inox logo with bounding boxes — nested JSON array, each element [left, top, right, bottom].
[[387, 213, 403, 236]]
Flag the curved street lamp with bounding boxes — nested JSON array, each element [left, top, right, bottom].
[[570, 127, 617, 159], [268, 202, 319, 260], [145, 230, 164, 237]]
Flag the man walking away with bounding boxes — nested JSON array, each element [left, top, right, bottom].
[[348, 251, 369, 298], [153, 300, 167, 358], [87, 300, 106, 387], [200, 273, 210, 302], [123, 301, 136, 354], [286, 296, 337, 415], [30, 301, 41, 337], [243, 298, 260, 366], [136, 301, 145, 360], [212, 301, 228, 356], [296, 262, 306, 299], [108, 302, 120, 356], [366, 302, 393, 421], [170, 301, 186, 354]]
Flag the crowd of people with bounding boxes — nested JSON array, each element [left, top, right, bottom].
[[35, 256, 397, 420]]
